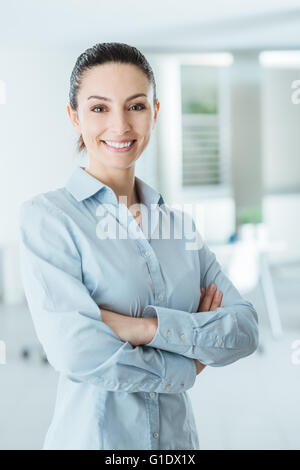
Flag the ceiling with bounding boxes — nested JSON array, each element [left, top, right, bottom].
[[1, 0, 300, 51]]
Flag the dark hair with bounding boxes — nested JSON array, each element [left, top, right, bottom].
[[69, 42, 158, 153]]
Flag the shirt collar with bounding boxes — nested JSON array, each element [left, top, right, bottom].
[[65, 165, 164, 208]]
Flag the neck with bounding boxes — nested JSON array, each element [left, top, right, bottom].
[[84, 158, 140, 208]]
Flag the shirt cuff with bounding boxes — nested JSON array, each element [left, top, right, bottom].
[[160, 348, 197, 393], [143, 305, 195, 356]]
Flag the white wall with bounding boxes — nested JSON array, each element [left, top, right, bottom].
[[262, 66, 300, 192], [260, 64, 300, 263], [0, 45, 84, 244]]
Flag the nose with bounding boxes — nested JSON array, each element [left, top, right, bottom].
[[109, 110, 131, 135]]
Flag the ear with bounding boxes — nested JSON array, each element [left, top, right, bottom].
[[152, 99, 160, 129], [67, 104, 82, 136]]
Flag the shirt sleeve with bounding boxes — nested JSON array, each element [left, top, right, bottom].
[[143, 226, 259, 367], [18, 198, 196, 393]]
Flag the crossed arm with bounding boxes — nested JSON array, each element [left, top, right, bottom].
[[100, 283, 223, 376], [20, 199, 258, 394]]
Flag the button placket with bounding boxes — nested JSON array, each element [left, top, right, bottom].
[[138, 239, 166, 308], [144, 391, 160, 450]]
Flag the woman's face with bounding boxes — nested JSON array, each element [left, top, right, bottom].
[[67, 62, 160, 170]]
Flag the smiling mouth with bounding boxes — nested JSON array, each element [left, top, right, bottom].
[[100, 140, 137, 152]]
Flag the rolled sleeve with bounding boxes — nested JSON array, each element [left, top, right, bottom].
[[19, 198, 197, 393]]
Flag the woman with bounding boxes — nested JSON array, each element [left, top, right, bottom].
[[19, 42, 259, 450]]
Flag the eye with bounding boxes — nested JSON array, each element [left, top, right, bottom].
[[91, 106, 105, 113], [130, 103, 146, 111], [91, 103, 146, 113]]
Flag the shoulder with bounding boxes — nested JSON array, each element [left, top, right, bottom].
[[19, 188, 73, 234], [19, 189, 80, 253], [19, 187, 73, 220]]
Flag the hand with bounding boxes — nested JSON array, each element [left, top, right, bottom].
[[194, 283, 224, 375], [194, 359, 206, 375], [198, 283, 224, 312], [100, 308, 157, 347]]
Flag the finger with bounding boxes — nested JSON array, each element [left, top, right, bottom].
[[210, 289, 223, 311], [196, 362, 206, 375], [200, 283, 217, 311], [197, 287, 206, 311]]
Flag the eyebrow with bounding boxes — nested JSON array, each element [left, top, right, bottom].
[[87, 93, 148, 102]]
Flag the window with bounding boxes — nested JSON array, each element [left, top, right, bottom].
[[180, 63, 230, 188]]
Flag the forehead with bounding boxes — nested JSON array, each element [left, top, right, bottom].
[[78, 62, 151, 98]]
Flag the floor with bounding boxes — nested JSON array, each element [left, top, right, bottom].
[[0, 263, 300, 450]]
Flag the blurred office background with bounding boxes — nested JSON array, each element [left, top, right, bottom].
[[0, 0, 300, 449]]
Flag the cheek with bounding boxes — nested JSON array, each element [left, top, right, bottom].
[[133, 115, 153, 135], [82, 116, 104, 139]]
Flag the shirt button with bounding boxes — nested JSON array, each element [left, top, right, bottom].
[[165, 384, 171, 390], [145, 251, 151, 257], [180, 334, 186, 341], [167, 330, 172, 337], [153, 432, 159, 439], [157, 294, 163, 301], [180, 383, 185, 388], [217, 337, 223, 345], [149, 392, 155, 398]]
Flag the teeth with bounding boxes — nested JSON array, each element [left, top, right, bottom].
[[104, 140, 134, 149]]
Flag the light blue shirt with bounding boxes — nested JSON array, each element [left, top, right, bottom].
[[18, 165, 259, 450]]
